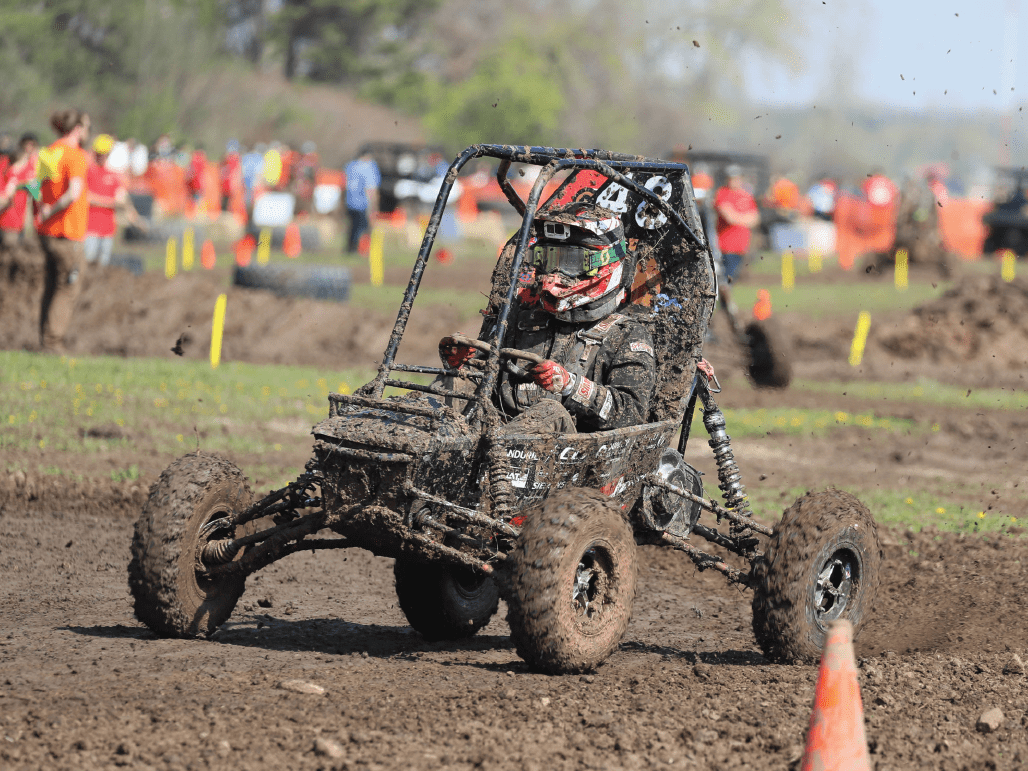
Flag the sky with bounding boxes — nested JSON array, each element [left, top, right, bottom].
[[748, 0, 1027, 112]]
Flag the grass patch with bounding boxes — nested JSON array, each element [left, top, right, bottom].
[[729, 280, 945, 320], [694, 407, 917, 439], [793, 378, 1028, 411], [348, 283, 488, 321], [0, 350, 377, 460], [742, 486, 1023, 536]]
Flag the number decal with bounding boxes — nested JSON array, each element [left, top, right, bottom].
[[635, 175, 674, 229], [596, 173, 633, 213]]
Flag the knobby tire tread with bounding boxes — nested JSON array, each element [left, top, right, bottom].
[[506, 489, 637, 674], [128, 452, 253, 638], [751, 489, 882, 663], [393, 562, 499, 641]]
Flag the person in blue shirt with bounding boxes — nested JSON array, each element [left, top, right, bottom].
[[344, 150, 381, 254]]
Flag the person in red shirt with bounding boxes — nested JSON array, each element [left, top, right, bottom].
[[714, 165, 759, 333], [85, 134, 144, 266], [220, 141, 242, 213], [186, 144, 207, 210], [36, 108, 91, 353], [0, 132, 39, 252]]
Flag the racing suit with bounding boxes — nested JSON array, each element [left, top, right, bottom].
[[490, 302, 657, 434]]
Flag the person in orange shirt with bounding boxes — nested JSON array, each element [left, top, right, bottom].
[[36, 108, 91, 354]]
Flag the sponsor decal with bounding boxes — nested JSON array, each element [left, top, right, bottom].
[[506, 448, 539, 460], [570, 376, 596, 406], [629, 340, 655, 357]]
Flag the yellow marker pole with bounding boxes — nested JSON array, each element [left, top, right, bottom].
[[210, 293, 227, 369], [1002, 249, 1016, 282], [781, 252, 795, 291], [894, 248, 908, 291], [808, 249, 822, 273], [182, 227, 195, 271], [257, 229, 272, 265], [848, 311, 871, 367], [369, 229, 385, 287], [165, 237, 177, 279]]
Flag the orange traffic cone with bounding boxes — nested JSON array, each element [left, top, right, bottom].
[[752, 288, 772, 321], [201, 239, 216, 269], [283, 222, 302, 258], [800, 619, 872, 771], [235, 235, 255, 267]]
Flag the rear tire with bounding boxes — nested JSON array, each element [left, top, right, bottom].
[[751, 489, 882, 663], [393, 561, 499, 641], [129, 452, 254, 637], [506, 489, 637, 674]]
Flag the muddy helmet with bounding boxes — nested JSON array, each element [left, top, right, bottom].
[[530, 203, 629, 323]]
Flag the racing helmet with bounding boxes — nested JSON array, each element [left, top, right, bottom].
[[530, 203, 629, 322]]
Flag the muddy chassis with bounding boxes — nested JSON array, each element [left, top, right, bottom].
[[129, 145, 880, 673]]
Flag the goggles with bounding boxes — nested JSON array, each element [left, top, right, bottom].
[[531, 239, 626, 277]]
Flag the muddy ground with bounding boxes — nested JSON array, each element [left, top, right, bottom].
[[2, 508, 1028, 771], [4, 248, 1028, 769]]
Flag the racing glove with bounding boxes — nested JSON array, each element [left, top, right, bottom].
[[529, 360, 577, 395], [438, 335, 476, 370]]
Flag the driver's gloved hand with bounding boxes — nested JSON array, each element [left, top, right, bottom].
[[438, 335, 476, 370], [530, 360, 576, 395]]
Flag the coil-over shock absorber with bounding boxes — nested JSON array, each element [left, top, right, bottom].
[[485, 427, 517, 517], [697, 381, 760, 556]]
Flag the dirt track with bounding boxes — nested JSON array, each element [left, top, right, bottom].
[[2, 507, 1028, 771], [4, 249, 1028, 769]]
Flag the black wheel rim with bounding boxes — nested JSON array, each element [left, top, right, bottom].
[[813, 546, 859, 626], [571, 545, 614, 632]]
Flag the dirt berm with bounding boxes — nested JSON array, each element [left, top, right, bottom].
[[0, 249, 473, 369]]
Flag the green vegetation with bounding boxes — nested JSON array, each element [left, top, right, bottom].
[[794, 379, 1028, 412], [746, 486, 1024, 537], [730, 277, 946, 320], [0, 350, 374, 460], [696, 407, 917, 439]]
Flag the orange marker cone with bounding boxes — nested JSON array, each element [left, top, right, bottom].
[[436, 247, 454, 265], [752, 288, 772, 321], [235, 234, 255, 267], [800, 619, 872, 771], [201, 239, 216, 269], [283, 222, 302, 258], [358, 232, 371, 257]]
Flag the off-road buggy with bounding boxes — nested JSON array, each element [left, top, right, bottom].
[[129, 145, 881, 673], [983, 166, 1028, 257]]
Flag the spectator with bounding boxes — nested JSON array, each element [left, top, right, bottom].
[[220, 140, 242, 213], [0, 132, 40, 252], [344, 148, 380, 254], [293, 140, 318, 212], [807, 176, 838, 221], [713, 164, 759, 334], [186, 143, 207, 210], [37, 108, 91, 354], [84, 134, 144, 267], [240, 142, 265, 207]]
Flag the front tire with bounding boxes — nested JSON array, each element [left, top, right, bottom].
[[129, 452, 254, 637], [506, 489, 637, 674], [751, 489, 882, 663], [393, 561, 499, 641]]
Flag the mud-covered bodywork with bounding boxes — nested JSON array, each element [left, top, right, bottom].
[[131, 145, 882, 670], [294, 145, 722, 567]]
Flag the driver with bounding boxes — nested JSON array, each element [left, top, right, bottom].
[[440, 203, 656, 434]]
